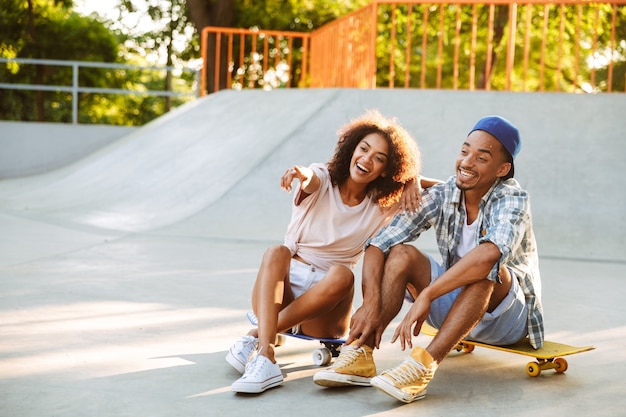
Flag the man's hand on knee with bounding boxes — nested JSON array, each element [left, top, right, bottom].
[[346, 305, 383, 349]]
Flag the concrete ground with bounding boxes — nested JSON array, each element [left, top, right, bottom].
[[1, 89, 625, 417]]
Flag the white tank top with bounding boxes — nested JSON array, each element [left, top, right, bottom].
[[454, 201, 479, 263]]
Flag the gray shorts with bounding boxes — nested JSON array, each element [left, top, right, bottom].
[[410, 255, 528, 346]]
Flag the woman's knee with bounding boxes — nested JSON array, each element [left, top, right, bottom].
[[262, 244, 291, 262], [255, 245, 291, 289], [326, 265, 355, 291]]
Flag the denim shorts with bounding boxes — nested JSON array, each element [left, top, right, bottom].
[[409, 255, 528, 346], [289, 258, 326, 299]]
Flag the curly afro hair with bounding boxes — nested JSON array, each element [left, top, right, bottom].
[[327, 110, 421, 209]]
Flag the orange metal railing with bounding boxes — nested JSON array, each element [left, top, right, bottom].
[[366, 0, 626, 92], [308, 5, 378, 89], [201, 0, 626, 95], [200, 27, 310, 94]]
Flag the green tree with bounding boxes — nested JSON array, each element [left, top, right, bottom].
[[0, 0, 120, 122], [232, 0, 370, 30], [117, 0, 198, 111], [1, 0, 198, 125]]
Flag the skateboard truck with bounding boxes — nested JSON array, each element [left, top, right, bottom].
[[247, 312, 345, 366]]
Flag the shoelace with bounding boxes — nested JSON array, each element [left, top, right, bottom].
[[383, 357, 429, 385], [235, 336, 257, 354], [243, 347, 268, 377], [332, 346, 368, 368], [243, 356, 264, 378]]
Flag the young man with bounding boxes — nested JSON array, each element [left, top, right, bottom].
[[313, 115, 544, 403]]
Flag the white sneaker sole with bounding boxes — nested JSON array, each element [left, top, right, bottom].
[[231, 374, 283, 394], [313, 370, 372, 387], [371, 376, 427, 403], [225, 351, 246, 374]]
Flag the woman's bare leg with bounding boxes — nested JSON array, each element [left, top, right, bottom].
[[249, 245, 292, 363], [285, 265, 354, 339], [247, 252, 357, 361]]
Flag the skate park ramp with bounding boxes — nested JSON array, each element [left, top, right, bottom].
[[1, 88, 625, 417]]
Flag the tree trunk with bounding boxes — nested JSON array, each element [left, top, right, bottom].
[[187, 0, 235, 94], [27, 0, 45, 121], [164, 2, 176, 112], [477, 5, 509, 90]]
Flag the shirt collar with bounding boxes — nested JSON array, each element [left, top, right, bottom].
[[450, 177, 503, 206]]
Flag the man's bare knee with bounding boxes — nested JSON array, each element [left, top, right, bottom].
[[387, 244, 418, 265], [386, 244, 431, 290], [387, 244, 428, 271]]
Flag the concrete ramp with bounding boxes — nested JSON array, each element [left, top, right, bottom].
[[2, 88, 623, 262], [0, 90, 341, 233]]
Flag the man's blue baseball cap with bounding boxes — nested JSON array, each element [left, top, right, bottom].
[[469, 115, 520, 178], [469, 115, 521, 160]]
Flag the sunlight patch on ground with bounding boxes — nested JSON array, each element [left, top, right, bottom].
[[0, 301, 247, 379]]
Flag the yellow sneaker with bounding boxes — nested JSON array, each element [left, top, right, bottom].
[[313, 342, 376, 387], [370, 346, 437, 403]]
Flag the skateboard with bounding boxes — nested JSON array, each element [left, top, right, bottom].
[[247, 312, 345, 366], [421, 322, 595, 377]]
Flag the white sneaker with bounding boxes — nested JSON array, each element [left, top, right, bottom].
[[231, 353, 283, 394], [225, 335, 258, 374]]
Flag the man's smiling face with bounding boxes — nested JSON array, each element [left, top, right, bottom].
[[455, 130, 512, 195]]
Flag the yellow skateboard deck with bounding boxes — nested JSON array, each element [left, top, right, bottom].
[[421, 322, 595, 377]]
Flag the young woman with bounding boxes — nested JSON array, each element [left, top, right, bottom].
[[226, 110, 428, 394]]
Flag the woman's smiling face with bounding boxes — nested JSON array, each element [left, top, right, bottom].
[[349, 133, 390, 185]]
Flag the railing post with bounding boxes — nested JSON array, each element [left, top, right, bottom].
[[214, 32, 222, 94], [301, 35, 309, 88], [72, 62, 78, 125], [609, 3, 617, 92], [200, 27, 208, 96], [195, 69, 201, 98], [370, 2, 378, 88], [389, 3, 396, 88], [485, 4, 495, 90], [505, 3, 518, 91]]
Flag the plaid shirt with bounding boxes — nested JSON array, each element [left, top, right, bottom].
[[367, 176, 544, 349]]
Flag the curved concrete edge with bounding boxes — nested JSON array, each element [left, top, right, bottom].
[[0, 121, 136, 178]]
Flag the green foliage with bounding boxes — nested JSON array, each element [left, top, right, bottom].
[[118, 0, 196, 62], [373, 3, 625, 92], [1, 0, 121, 123], [0, 0, 198, 125], [233, 0, 370, 31]]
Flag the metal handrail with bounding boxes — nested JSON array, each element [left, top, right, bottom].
[[0, 58, 201, 124]]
